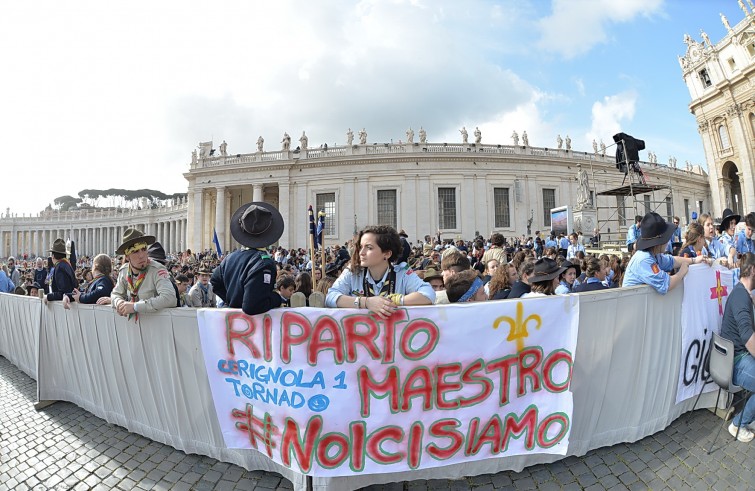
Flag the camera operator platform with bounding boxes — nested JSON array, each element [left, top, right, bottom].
[[590, 132, 674, 253]]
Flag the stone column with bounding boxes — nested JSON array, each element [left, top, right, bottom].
[[10, 227, 17, 257], [187, 187, 203, 253], [215, 187, 227, 253], [278, 183, 290, 249], [253, 184, 264, 202], [737, 172, 747, 214], [203, 193, 213, 252]]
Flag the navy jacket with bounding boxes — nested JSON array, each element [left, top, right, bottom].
[[34, 268, 48, 293], [78, 275, 114, 304], [47, 260, 77, 301], [573, 279, 609, 293], [211, 249, 281, 316]]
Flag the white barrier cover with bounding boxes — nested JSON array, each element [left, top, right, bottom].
[[197, 295, 579, 477], [676, 265, 734, 404]]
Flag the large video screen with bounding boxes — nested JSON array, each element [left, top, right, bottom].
[[551, 208, 568, 236]]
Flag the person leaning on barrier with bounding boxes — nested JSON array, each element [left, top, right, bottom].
[[111, 229, 176, 318], [719, 252, 755, 442], [326, 225, 434, 317], [211, 202, 284, 316], [46, 238, 77, 302], [622, 212, 709, 294], [63, 254, 114, 309]]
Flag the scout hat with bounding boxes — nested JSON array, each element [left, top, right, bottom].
[[116, 228, 156, 255], [635, 212, 675, 250], [423, 267, 443, 282], [718, 208, 741, 233], [560, 260, 581, 278], [529, 258, 566, 283], [147, 242, 168, 265], [48, 238, 68, 255], [230, 202, 284, 248], [198, 265, 213, 275]]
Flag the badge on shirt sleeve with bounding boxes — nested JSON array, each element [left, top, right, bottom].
[[158, 269, 169, 278], [651, 264, 660, 274], [264, 273, 272, 284]]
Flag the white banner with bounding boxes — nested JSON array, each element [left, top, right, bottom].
[[197, 295, 579, 477], [675, 265, 734, 404]]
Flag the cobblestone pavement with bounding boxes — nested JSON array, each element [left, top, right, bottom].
[[2, 354, 754, 491]]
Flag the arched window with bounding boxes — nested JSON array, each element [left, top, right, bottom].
[[719, 124, 731, 149]]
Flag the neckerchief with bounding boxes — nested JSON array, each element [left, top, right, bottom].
[[126, 264, 146, 321], [362, 267, 396, 297], [199, 282, 209, 305]]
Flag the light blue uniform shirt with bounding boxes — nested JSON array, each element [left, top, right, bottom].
[[559, 237, 569, 250], [626, 224, 640, 246], [325, 265, 435, 307], [736, 231, 755, 255], [622, 250, 675, 294], [566, 244, 584, 259], [0, 272, 14, 293], [702, 237, 726, 259], [555, 281, 573, 295], [720, 232, 737, 261]]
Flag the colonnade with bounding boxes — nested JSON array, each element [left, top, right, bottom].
[[0, 218, 188, 259]]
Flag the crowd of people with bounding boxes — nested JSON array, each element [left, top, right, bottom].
[[2, 202, 755, 443]]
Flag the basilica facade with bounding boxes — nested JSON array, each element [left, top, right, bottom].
[[680, 8, 755, 217]]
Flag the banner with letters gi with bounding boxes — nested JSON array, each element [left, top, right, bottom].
[[197, 295, 579, 476], [675, 264, 734, 404]]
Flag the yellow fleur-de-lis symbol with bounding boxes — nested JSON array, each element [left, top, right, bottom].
[[493, 301, 542, 352]]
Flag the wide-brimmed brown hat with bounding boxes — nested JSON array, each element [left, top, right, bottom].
[[423, 267, 443, 282], [116, 228, 156, 255], [48, 238, 68, 255], [230, 202, 284, 248], [530, 258, 566, 283], [718, 208, 741, 233], [198, 266, 213, 275], [635, 212, 675, 250]]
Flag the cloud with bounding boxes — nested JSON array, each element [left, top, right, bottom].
[[537, 0, 664, 58], [587, 91, 637, 148]]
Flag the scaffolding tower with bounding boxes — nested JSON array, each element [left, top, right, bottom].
[[591, 159, 675, 252]]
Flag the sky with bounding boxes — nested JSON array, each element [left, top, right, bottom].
[[1, 0, 748, 216]]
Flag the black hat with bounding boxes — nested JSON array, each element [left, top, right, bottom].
[[147, 242, 168, 265], [116, 228, 156, 255], [560, 260, 581, 278], [530, 258, 567, 283], [230, 202, 284, 248], [635, 212, 675, 250], [48, 238, 68, 255], [718, 208, 741, 233], [30, 282, 42, 290]]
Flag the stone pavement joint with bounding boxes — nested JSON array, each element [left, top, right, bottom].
[[2, 355, 755, 490]]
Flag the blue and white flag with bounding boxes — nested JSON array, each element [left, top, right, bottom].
[[213, 228, 222, 256]]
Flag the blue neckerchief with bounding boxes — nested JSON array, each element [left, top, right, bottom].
[[199, 283, 209, 304]]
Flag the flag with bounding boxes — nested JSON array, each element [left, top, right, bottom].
[[308, 205, 317, 250], [316, 210, 326, 247], [213, 228, 222, 256]]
